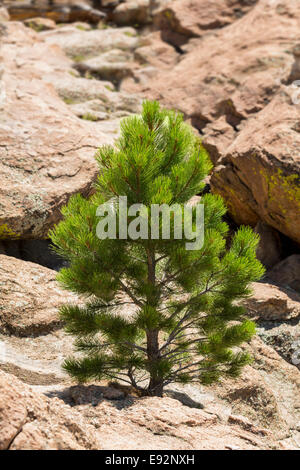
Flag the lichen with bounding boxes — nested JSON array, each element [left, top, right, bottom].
[[261, 168, 300, 203], [81, 113, 98, 122], [0, 224, 20, 240]]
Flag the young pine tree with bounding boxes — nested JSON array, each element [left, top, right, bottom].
[[50, 100, 264, 397]]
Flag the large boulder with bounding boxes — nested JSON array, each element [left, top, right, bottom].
[[245, 281, 300, 321], [24, 17, 57, 31], [42, 24, 139, 58], [0, 22, 141, 240], [140, 1, 300, 244], [112, 0, 151, 26], [0, 255, 77, 336], [210, 93, 300, 244], [0, 370, 101, 450], [0, 22, 108, 240], [144, 0, 300, 133], [0, 369, 282, 450], [153, 0, 259, 47]]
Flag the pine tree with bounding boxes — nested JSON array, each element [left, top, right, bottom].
[[49, 100, 264, 397]]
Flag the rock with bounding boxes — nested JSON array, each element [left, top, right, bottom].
[[69, 100, 110, 121], [201, 116, 236, 165], [0, 370, 101, 450], [7, 1, 106, 24], [112, 0, 151, 26], [70, 385, 105, 405], [70, 384, 125, 404], [141, 1, 300, 246], [257, 322, 300, 370], [24, 17, 57, 32], [102, 386, 125, 400], [144, 0, 299, 127], [254, 221, 282, 270], [245, 281, 300, 321], [268, 255, 300, 292], [74, 49, 134, 82], [134, 31, 178, 69], [121, 31, 179, 93], [101, 0, 120, 7], [50, 72, 141, 115], [72, 395, 277, 450], [227, 414, 269, 436], [210, 94, 300, 245], [212, 336, 300, 445], [42, 25, 139, 58], [0, 22, 118, 239], [0, 329, 74, 386], [0, 7, 10, 22], [0, 369, 282, 450], [0, 255, 77, 337], [153, 0, 258, 47]]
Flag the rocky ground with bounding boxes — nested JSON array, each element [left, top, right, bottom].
[[0, 0, 300, 450]]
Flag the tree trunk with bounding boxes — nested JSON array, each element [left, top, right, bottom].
[[146, 329, 164, 396], [146, 248, 164, 397], [148, 377, 164, 397]]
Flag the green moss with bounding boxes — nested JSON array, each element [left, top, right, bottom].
[[260, 168, 300, 215]]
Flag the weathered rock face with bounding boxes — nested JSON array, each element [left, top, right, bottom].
[[0, 23, 102, 239], [0, 256, 299, 448], [210, 94, 300, 244], [0, 369, 283, 450], [74, 48, 135, 83], [134, 31, 179, 69], [1, 0, 300, 452], [144, 0, 300, 129], [140, 0, 300, 245], [72, 392, 278, 450], [0, 255, 77, 336], [0, 21, 142, 240], [0, 370, 102, 450]]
